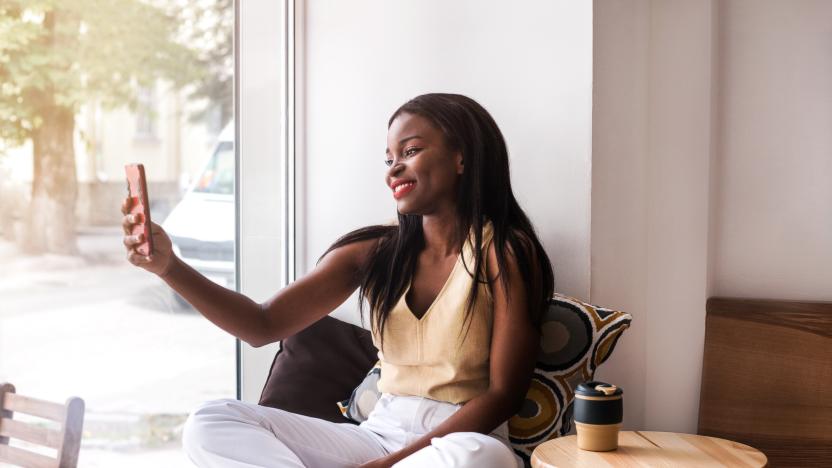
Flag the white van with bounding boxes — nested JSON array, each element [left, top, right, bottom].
[[162, 122, 235, 307]]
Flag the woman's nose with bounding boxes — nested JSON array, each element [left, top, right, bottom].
[[387, 161, 404, 176]]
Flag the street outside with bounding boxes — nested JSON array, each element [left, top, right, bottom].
[[0, 226, 236, 467]]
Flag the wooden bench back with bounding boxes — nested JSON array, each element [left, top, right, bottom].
[[698, 298, 832, 467], [0, 383, 85, 468]]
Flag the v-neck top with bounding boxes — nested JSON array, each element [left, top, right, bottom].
[[370, 220, 496, 404]]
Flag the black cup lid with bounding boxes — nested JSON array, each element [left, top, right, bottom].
[[576, 381, 623, 397]]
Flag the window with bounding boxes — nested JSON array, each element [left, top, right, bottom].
[[135, 85, 158, 140], [0, 1, 236, 465], [194, 141, 234, 195]]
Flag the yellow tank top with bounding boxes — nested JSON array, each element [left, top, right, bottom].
[[371, 220, 495, 404]]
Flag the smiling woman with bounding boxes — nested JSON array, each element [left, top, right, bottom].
[[384, 113, 463, 209], [171, 93, 554, 468], [325, 92, 554, 365]]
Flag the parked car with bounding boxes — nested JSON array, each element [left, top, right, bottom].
[[162, 123, 235, 309]]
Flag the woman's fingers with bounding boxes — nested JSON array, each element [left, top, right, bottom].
[[123, 233, 144, 248], [121, 197, 131, 233], [122, 212, 144, 235], [126, 250, 151, 265], [122, 197, 159, 270]]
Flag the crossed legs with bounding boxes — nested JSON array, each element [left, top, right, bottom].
[[182, 399, 522, 468]]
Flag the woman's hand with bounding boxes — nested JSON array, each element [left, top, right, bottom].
[[358, 457, 395, 468], [121, 196, 176, 277]]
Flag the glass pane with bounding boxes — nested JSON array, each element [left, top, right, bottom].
[[193, 141, 235, 195], [0, 0, 235, 466]]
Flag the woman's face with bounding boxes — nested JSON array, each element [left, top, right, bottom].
[[385, 112, 463, 215]]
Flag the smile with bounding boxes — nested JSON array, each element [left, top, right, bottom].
[[393, 182, 416, 199]]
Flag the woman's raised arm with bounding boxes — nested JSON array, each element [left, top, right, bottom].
[[255, 237, 377, 345], [158, 237, 374, 347], [122, 196, 376, 347]]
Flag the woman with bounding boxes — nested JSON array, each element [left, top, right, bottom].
[[121, 93, 554, 467]]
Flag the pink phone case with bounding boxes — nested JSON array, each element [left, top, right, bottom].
[[124, 163, 154, 257]]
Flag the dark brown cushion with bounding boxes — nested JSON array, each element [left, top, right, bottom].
[[258, 316, 378, 423]]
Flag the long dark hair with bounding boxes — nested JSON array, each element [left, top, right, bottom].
[[317, 93, 555, 347]]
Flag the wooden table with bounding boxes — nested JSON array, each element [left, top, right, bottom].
[[531, 431, 768, 467]]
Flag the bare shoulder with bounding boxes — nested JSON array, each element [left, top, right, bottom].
[[317, 231, 383, 274], [485, 228, 534, 280]]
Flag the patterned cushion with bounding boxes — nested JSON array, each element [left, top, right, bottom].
[[337, 361, 381, 422], [337, 294, 631, 466]]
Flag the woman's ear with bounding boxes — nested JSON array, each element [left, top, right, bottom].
[[455, 152, 464, 175]]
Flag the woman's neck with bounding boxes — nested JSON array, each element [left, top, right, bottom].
[[421, 214, 464, 259]]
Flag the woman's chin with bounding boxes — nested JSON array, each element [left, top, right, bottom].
[[396, 203, 418, 216]]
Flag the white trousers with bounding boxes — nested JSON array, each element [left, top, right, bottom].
[[182, 393, 524, 468]]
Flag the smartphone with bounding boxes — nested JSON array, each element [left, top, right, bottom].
[[124, 163, 154, 257]]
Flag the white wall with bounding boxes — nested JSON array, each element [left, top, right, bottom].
[[592, 0, 715, 432], [710, 0, 832, 299], [593, 0, 832, 433], [298, 0, 594, 327], [591, 0, 650, 431]]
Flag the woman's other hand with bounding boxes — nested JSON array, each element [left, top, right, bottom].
[[121, 196, 176, 277]]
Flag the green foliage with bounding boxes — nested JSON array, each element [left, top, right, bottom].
[[172, 0, 233, 128], [0, 0, 203, 146]]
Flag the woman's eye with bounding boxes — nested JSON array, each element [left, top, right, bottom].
[[385, 148, 419, 167]]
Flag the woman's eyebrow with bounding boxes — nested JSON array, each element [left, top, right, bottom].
[[385, 135, 422, 154]]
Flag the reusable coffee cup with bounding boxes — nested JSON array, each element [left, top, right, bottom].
[[574, 381, 623, 451]]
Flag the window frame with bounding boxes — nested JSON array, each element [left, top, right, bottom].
[[236, 0, 297, 402]]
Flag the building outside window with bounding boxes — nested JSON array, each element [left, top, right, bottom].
[[135, 85, 158, 140]]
